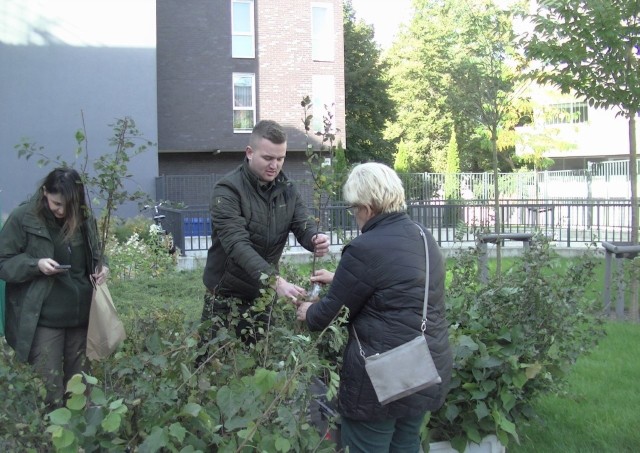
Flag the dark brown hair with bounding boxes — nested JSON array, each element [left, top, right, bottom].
[[249, 119, 287, 148], [37, 167, 87, 241]]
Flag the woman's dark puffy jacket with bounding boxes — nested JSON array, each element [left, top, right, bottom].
[[305, 212, 452, 421]]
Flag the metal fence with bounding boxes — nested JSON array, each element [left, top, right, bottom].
[[156, 159, 638, 207], [160, 198, 634, 255]]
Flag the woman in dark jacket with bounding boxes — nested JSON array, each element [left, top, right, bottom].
[[296, 162, 452, 452], [0, 168, 107, 408]]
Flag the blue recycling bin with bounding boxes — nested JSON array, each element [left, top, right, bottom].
[[183, 217, 212, 237]]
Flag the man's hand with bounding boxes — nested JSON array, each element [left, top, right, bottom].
[[275, 276, 307, 304], [312, 234, 330, 257]]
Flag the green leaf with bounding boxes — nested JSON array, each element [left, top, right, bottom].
[[275, 435, 291, 452], [84, 374, 98, 385], [181, 402, 202, 417], [66, 393, 86, 411], [252, 368, 278, 394], [108, 398, 125, 410], [474, 401, 490, 420], [51, 427, 76, 449], [474, 355, 503, 368], [140, 426, 169, 452], [101, 412, 122, 433], [66, 374, 86, 395], [525, 363, 543, 379], [168, 423, 187, 442], [48, 408, 71, 425], [216, 386, 241, 420]]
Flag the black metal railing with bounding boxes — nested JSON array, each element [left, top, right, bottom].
[[159, 198, 634, 255]]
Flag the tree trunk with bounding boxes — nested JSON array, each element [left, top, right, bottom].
[[492, 130, 501, 276], [629, 113, 638, 322]]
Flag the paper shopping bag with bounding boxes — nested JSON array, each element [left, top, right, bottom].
[[86, 281, 126, 360]]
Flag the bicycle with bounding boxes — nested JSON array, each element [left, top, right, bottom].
[[142, 202, 177, 255]]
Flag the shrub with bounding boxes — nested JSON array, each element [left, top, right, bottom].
[[426, 237, 605, 451], [0, 240, 605, 452]]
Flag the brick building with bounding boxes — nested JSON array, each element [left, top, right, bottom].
[[156, 0, 346, 195]]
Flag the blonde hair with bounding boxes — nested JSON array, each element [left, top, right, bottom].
[[343, 163, 406, 214]]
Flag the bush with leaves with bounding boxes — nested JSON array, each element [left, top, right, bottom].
[[30, 270, 343, 452], [426, 237, 605, 451], [105, 224, 176, 281]]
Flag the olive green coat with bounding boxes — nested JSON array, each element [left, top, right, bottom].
[[0, 196, 101, 362]]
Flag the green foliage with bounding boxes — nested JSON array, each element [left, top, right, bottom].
[[112, 215, 154, 244], [343, 0, 396, 165], [0, 246, 613, 451], [0, 343, 49, 452], [444, 130, 461, 200], [385, 0, 530, 175], [393, 140, 413, 174], [104, 224, 177, 281], [15, 116, 153, 266], [427, 237, 605, 450], [524, 0, 640, 115], [523, 0, 640, 245]]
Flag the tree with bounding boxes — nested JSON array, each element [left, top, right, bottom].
[[343, 0, 396, 164], [384, 0, 456, 172], [446, 0, 529, 274], [524, 0, 640, 242], [524, 0, 640, 321], [393, 139, 412, 173], [444, 129, 460, 200]]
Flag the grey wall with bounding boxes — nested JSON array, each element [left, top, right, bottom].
[[0, 0, 158, 221], [0, 43, 158, 220]]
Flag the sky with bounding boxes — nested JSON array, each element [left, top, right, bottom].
[[350, 0, 414, 49]]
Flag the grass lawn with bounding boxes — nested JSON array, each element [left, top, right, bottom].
[[510, 321, 640, 453]]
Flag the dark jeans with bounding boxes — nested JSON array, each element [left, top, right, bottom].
[[340, 413, 427, 453], [27, 325, 89, 409]]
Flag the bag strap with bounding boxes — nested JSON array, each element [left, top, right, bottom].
[[353, 223, 430, 358]]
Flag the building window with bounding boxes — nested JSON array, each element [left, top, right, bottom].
[[232, 0, 254, 58], [233, 73, 255, 132], [543, 102, 589, 125], [312, 3, 334, 61], [312, 75, 336, 133]]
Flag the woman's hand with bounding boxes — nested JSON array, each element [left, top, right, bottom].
[[296, 301, 312, 322], [310, 269, 334, 285], [38, 258, 68, 275], [92, 266, 109, 285]]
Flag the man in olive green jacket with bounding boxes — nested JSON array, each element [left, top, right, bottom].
[[200, 120, 330, 345]]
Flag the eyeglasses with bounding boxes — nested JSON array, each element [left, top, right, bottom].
[[346, 205, 359, 216]]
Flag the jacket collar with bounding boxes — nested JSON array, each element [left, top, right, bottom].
[[361, 211, 408, 233]]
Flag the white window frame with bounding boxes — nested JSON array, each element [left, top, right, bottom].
[[232, 0, 255, 59], [311, 3, 334, 62], [543, 102, 589, 125], [233, 73, 256, 133]]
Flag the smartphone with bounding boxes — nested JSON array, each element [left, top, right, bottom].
[[54, 264, 71, 269]]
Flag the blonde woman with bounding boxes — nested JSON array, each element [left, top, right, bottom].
[[297, 163, 452, 452]]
